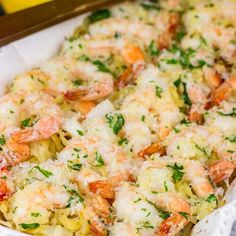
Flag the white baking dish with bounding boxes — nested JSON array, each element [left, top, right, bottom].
[[0, 8, 235, 236]]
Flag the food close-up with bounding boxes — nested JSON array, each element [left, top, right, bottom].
[[0, 0, 235, 235]]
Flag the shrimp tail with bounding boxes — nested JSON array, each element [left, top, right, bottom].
[[11, 116, 61, 143], [0, 179, 12, 201], [89, 180, 115, 199], [155, 212, 189, 236], [208, 159, 235, 183], [115, 63, 145, 89], [64, 89, 87, 101], [138, 142, 166, 159]]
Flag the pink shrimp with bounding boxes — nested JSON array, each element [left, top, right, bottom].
[[154, 192, 191, 236], [206, 75, 236, 109], [138, 142, 166, 159], [11, 116, 61, 144], [185, 160, 214, 198], [208, 159, 235, 183]]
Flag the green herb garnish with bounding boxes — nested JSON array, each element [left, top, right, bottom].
[[94, 152, 104, 167], [218, 108, 236, 117], [159, 211, 171, 219], [68, 162, 82, 171], [89, 9, 111, 23], [21, 118, 33, 128], [0, 135, 6, 145], [155, 86, 163, 98], [93, 60, 112, 74], [19, 223, 40, 229], [149, 40, 160, 56], [106, 113, 125, 134], [34, 165, 53, 178], [206, 194, 218, 204], [167, 163, 184, 182]]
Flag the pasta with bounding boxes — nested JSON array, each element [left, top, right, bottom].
[[0, 0, 235, 235]]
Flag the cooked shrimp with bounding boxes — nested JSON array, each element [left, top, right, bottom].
[[153, 192, 191, 236], [11, 181, 70, 228], [64, 60, 114, 101], [121, 65, 183, 155], [62, 38, 145, 90], [203, 67, 222, 90], [138, 142, 166, 159], [185, 160, 214, 198], [208, 159, 235, 183], [155, 212, 188, 236], [206, 76, 236, 109], [89, 18, 158, 47], [113, 183, 163, 236]]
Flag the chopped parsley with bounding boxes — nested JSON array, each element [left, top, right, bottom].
[[78, 54, 90, 61], [174, 79, 192, 106], [93, 152, 104, 167], [21, 118, 33, 128], [206, 194, 218, 204], [149, 40, 160, 56], [72, 79, 83, 87], [179, 212, 189, 219], [31, 212, 40, 217], [89, 9, 111, 23], [180, 118, 190, 126], [93, 60, 112, 74], [218, 108, 236, 117], [140, 221, 154, 229], [176, 30, 186, 42], [34, 165, 53, 178], [67, 161, 82, 171], [195, 143, 210, 158], [167, 163, 184, 182], [0, 135, 6, 145], [106, 113, 125, 134], [66, 189, 84, 208], [114, 32, 121, 39], [226, 135, 236, 143], [76, 130, 84, 136], [155, 86, 163, 98], [164, 181, 168, 192], [134, 198, 141, 203], [118, 138, 129, 146], [159, 211, 171, 219], [141, 115, 146, 122], [141, 2, 160, 11], [19, 223, 40, 229], [173, 127, 180, 133]]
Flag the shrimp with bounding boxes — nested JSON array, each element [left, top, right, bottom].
[[121, 65, 183, 155], [11, 70, 49, 93], [155, 212, 188, 236], [208, 159, 235, 183], [0, 92, 62, 168], [113, 183, 163, 236], [205, 76, 236, 109], [58, 103, 134, 199], [11, 181, 70, 228], [138, 142, 166, 159], [186, 82, 210, 124], [89, 18, 158, 47], [64, 60, 114, 101], [153, 192, 191, 236], [89, 12, 180, 49], [203, 67, 222, 90], [62, 38, 145, 90], [11, 116, 61, 144], [0, 167, 13, 201], [9, 91, 62, 144], [185, 160, 214, 198]]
